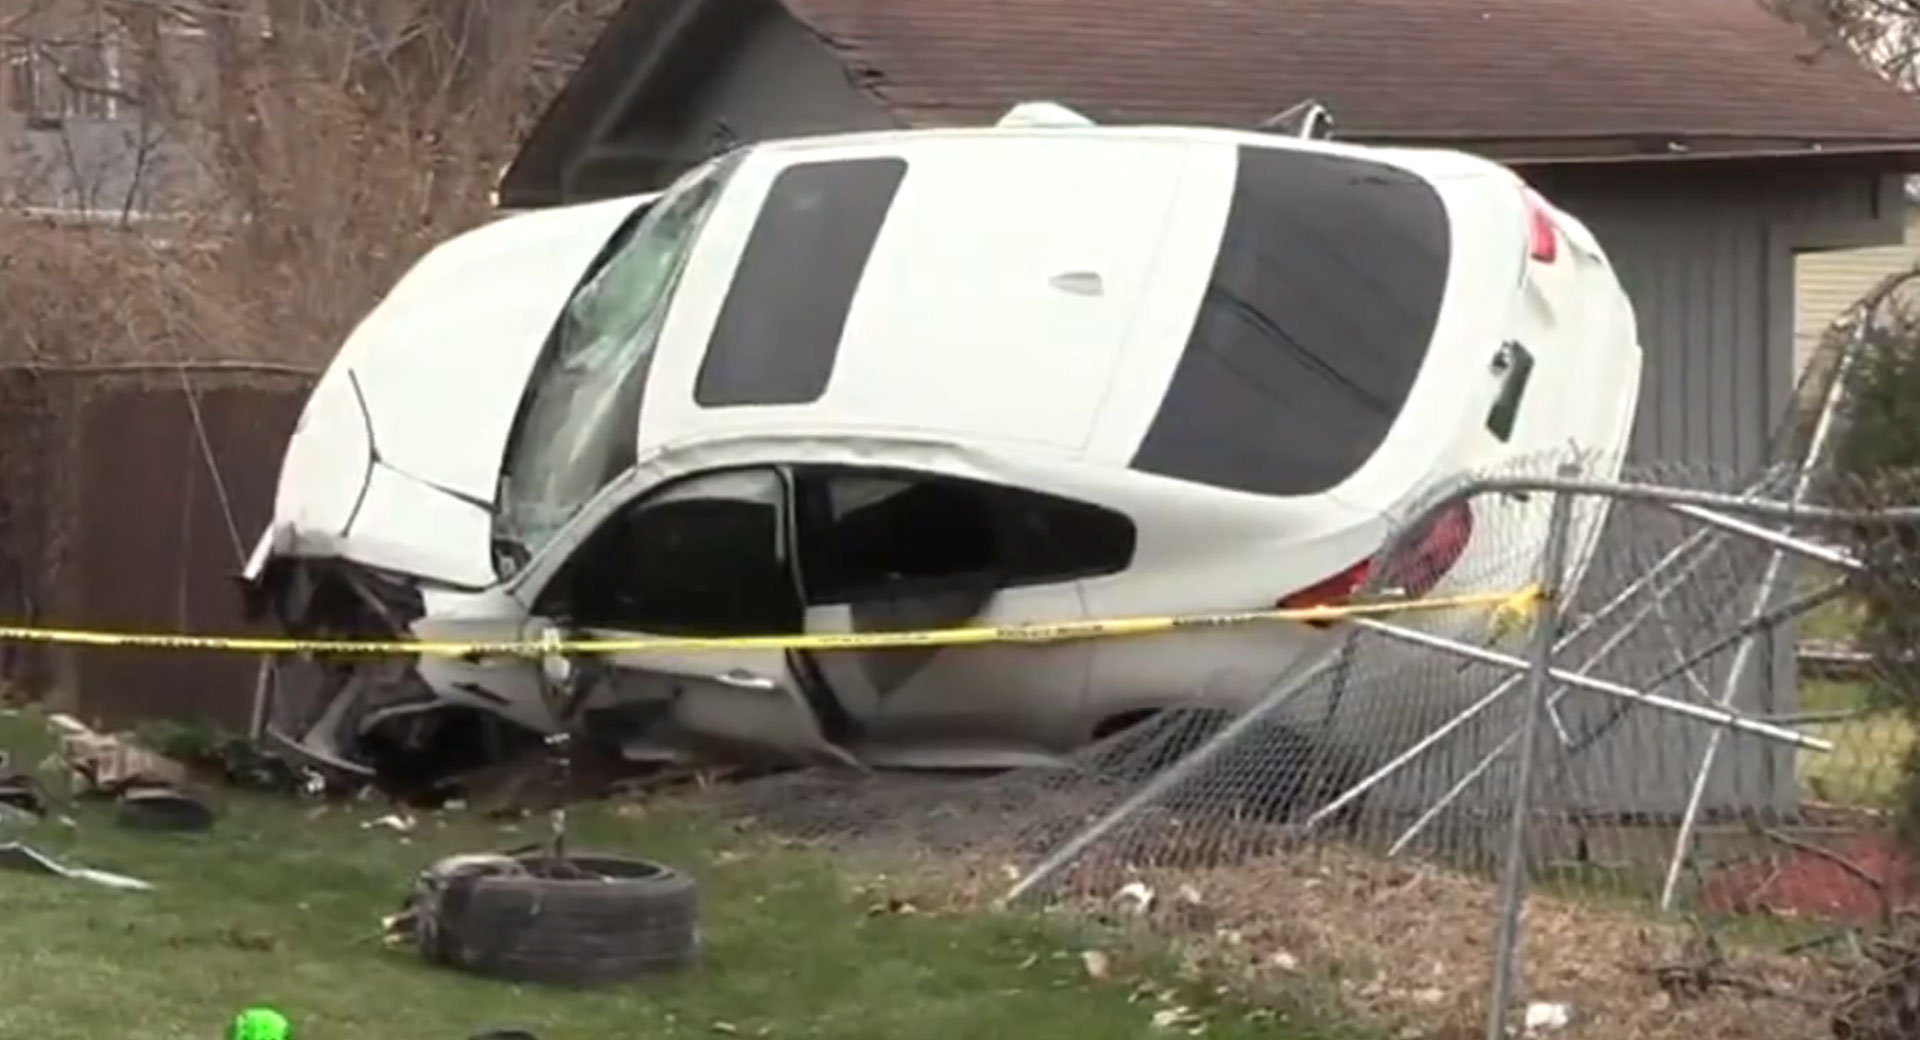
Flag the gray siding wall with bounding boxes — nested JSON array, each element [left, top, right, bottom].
[[1536, 165, 1895, 468], [1511, 165, 1902, 815]]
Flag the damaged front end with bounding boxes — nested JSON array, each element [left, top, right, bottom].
[[241, 552, 548, 801]]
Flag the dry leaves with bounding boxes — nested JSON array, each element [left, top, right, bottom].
[[905, 843, 1850, 1040]]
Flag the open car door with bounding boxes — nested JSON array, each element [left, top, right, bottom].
[[791, 467, 1117, 767], [521, 467, 856, 768]]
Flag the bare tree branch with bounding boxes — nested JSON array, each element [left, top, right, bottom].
[[3, 0, 621, 365]]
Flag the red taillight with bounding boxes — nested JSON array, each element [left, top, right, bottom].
[[1279, 559, 1373, 614], [1524, 192, 1558, 264], [1277, 502, 1476, 625], [1394, 500, 1475, 597]]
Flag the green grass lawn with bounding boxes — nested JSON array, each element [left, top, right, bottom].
[[0, 710, 1359, 1040]]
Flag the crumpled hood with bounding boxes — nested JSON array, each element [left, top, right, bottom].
[[249, 193, 652, 588]]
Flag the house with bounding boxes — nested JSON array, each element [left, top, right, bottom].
[[1, 0, 209, 219], [1795, 181, 1920, 370], [501, 0, 1920, 470], [495, 0, 1920, 820]]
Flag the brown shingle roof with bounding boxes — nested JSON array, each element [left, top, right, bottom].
[[780, 0, 1920, 159]]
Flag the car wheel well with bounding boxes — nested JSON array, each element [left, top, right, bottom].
[[356, 705, 549, 804]]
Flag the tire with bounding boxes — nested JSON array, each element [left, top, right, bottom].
[[422, 853, 699, 985]]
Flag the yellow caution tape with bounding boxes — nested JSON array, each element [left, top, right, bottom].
[[0, 585, 1542, 659], [1485, 586, 1543, 645]]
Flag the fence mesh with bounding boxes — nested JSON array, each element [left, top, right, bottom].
[[702, 453, 1920, 1039]]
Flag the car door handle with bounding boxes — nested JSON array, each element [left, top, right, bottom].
[[711, 668, 777, 691], [1486, 341, 1535, 442]]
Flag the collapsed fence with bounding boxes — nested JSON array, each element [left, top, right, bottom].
[[708, 455, 1920, 1040], [709, 278, 1920, 1039]]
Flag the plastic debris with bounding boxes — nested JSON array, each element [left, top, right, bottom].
[[0, 840, 152, 890]]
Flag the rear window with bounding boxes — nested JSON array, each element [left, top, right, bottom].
[[694, 156, 907, 408], [1130, 145, 1451, 497]]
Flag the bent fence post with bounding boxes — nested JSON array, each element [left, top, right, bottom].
[[1484, 463, 1580, 1040], [1655, 323, 1864, 912]]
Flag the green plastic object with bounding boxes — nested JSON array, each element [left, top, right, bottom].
[[227, 1007, 292, 1040]]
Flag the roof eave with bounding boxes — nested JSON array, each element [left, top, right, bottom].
[[1350, 131, 1920, 169]]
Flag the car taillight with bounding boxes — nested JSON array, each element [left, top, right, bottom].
[[1278, 501, 1476, 626], [1279, 559, 1373, 615], [1524, 191, 1558, 264], [1393, 500, 1475, 596]]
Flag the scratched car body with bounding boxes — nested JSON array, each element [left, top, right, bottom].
[[239, 106, 1642, 788]]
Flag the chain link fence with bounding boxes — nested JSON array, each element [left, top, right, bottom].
[[709, 454, 1920, 1039], [703, 268, 1920, 1039]]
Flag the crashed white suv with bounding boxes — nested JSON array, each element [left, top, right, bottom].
[[241, 111, 1642, 788]]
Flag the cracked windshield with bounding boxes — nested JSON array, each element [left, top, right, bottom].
[[494, 156, 741, 574]]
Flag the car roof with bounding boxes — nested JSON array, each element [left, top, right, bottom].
[[630, 127, 1240, 470], [627, 122, 1503, 499], [741, 118, 1506, 182]]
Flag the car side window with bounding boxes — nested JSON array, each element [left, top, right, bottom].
[[792, 469, 1136, 603], [532, 468, 800, 636]]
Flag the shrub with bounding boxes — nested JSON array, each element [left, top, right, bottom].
[[1829, 273, 1920, 844]]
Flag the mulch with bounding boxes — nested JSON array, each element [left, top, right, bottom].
[[1700, 833, 1919, 926]]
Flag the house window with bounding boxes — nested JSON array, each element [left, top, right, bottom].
[[532, 468, 801, 638], [5, 36, 121, 123], [792, 469, 1136, 603]]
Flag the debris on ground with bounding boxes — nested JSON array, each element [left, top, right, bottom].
[[134, 719, 309, 794], [115, 786, 217, 832], [1115, 881, 1156, 915], [362, 812, 417, 834], [854, 837, 1855, 1040], [1831, 931, 1920, 1040], [0, 840, 152, 890], [45, 714, 189, 796], [708, 768, 1895, 1039], [382, 850, 532, 948], [1523, 1001, 1574, 1034], [0, 768, 49, 819]]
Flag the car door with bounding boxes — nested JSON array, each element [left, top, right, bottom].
[[514, 466, 853, 767], [790, 466, 1135, 766]]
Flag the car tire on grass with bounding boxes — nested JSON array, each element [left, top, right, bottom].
[[421, 853, 699, 986]]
